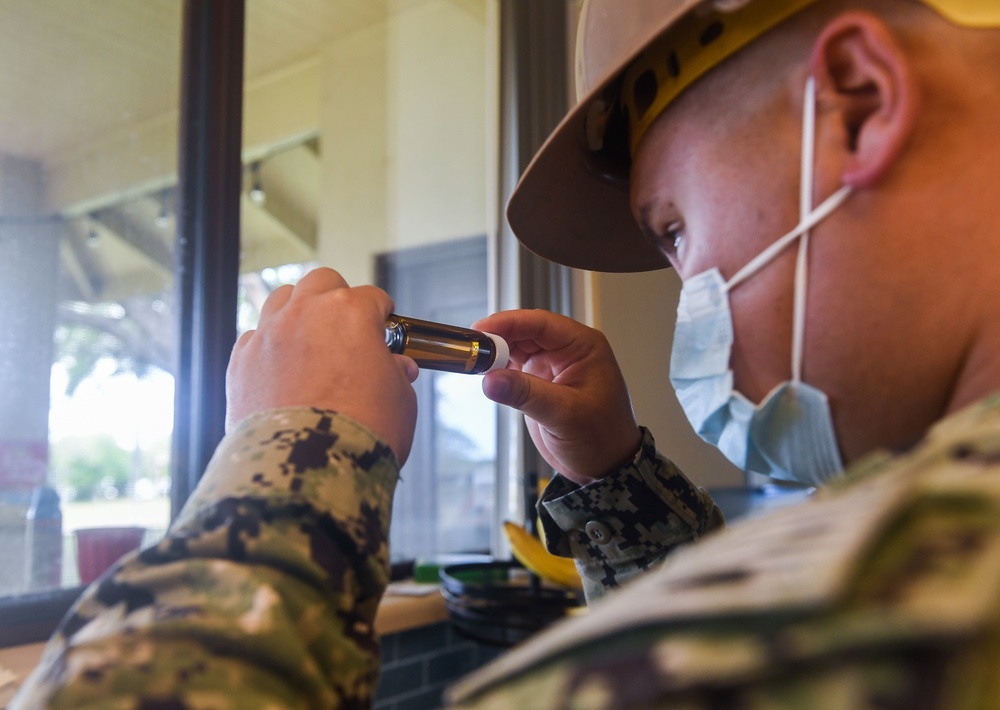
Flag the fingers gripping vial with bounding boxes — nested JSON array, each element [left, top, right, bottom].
[[385, 315, 509, 375]]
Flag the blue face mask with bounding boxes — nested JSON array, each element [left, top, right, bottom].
[[669, 77, 852, 487]]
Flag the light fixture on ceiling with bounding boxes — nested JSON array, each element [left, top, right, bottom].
[[155, 189, 170, 228], [248, 161, 266, 205]]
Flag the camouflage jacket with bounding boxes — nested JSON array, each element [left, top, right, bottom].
[[13, 408, 400, 710], [11, 408, 713, 709], [448, 392, 1000, 709], [537, 426, 725, 602]]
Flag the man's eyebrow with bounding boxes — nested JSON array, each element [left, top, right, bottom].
[[635, 200, 669, 243]]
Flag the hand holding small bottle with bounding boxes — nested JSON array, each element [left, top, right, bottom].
[[472, 309, 642, 486], [226, 267, 419, 465]]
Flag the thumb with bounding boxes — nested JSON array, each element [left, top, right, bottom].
[[481, 369, 565, 425]]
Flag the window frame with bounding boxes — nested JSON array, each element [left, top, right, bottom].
[[493, 0, 574, 551]]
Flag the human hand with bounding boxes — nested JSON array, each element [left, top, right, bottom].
[[226, 267, 419, 465], [472, 310, 641, 485]]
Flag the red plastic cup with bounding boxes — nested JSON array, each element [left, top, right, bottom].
[[75, 527, 145, 585]]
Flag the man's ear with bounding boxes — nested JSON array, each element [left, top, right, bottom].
[[810, 11, 919, 187]]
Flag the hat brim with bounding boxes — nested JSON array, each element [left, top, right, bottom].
[[506, 106, 669, 273], [505, 1, 705, 273]]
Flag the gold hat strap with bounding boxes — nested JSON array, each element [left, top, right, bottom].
[[622, 0, 817, 155], [621, 0, 1000, 155]]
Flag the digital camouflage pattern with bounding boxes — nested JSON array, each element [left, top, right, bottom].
[[538, 427, 725, 602], [448, 392, 1000, 709], [12, 408, 399, 710]]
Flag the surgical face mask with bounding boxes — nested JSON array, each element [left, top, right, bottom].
[[669, 77, 852, 487]]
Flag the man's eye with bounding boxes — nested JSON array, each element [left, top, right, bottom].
[[661, 222, 685, 259]]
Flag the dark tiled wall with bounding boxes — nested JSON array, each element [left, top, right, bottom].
[[375, 622, 505, 710]]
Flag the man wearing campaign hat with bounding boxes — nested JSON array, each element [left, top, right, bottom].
[[13, 1, 1000, 708], [451, 0, 1000, 706]]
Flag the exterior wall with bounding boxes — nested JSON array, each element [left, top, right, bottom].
[[316, 0, 492, 287], [592, 269, 744, 489], [386, 0, 489, 252], [317, 21, 391, 287]]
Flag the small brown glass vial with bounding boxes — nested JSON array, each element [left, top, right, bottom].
[[385, 314, 509, 374]]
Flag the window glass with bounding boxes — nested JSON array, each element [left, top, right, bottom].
[[0, 1, 181, 595], [377, 237, 493, 559], [241, 0, 498, 561]]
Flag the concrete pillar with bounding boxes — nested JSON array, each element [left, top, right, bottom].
[[0, 154, 61, 593]]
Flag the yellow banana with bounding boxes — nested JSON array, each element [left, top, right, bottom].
[[503, 521, 583, 590]]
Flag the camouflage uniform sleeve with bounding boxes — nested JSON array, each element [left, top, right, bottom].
[[11, 407, 399, 710], [537, 426, 724, 602]]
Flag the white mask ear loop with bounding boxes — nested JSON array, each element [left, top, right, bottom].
[[723, 186, 850, 293], [792, 76, 817, 385], [722, 77, 852, 357]]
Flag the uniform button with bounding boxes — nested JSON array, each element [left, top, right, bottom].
[[585, 520, 612, 544]]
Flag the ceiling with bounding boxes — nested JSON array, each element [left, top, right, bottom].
[[0, 1, 461, 309], [0, 0, 428, 162], [0, 0, 460, 371]]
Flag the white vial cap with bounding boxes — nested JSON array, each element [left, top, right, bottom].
[[482, 332, 509, 372]]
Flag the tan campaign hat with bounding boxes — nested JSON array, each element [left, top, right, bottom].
[[506, 0, 1000, 273]]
